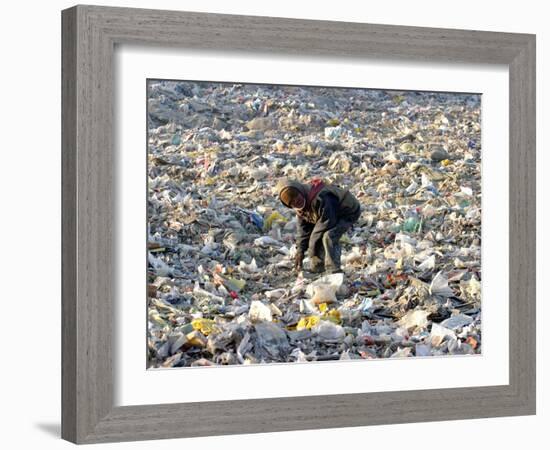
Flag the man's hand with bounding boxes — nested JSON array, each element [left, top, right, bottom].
[[294, 252, 304, 272]]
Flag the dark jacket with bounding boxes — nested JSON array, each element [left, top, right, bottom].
[[278, 180, 361, 255]]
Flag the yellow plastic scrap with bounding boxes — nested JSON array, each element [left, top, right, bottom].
[[441, 159, 452, 167], [264, 211, 287, 231], [326, 118, 340, 126], [396, 257, 403, 271], [323, 309, 342, 324], [191, 318, 219, 336], [296, 316, 321, 331], [185, 330, 207, 348], [318, 302, 340, 321]]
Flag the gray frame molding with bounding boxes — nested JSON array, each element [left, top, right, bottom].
[[62, 5, 536, 444]]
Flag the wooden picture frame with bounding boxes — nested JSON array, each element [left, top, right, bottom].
[[62, 5, 536, 444]]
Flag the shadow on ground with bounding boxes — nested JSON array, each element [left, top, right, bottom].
[[35, 423, 61, 438]]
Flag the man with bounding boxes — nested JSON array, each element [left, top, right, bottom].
[[277, 178, 361, 274]]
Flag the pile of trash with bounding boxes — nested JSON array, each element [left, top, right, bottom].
[[146, 80, 482, 368]]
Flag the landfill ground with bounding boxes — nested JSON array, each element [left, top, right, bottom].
[[146, 80, 482, 368]]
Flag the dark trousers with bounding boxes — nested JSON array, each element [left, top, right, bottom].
[[308, 208, 360, 271]]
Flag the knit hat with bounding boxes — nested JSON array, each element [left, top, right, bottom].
[[279, 186, 301, 208]]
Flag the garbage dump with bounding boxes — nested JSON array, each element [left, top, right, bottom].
[[146, 80, 482, 368]]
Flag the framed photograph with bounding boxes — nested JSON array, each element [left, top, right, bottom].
[[62, 5, 536, 444]]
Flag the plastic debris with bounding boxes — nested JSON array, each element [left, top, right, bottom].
[[264, 211, 287, 231], [146, 80, 482, 367], [249, 212, 265, 230], [238, 258, 259, 273], [248, 300, 273, 322], [415, 343, 432, 357], [430, 323, 456, 346], [296, 315, 321, 331], [311, 284, 338, 305], [191, 318, 219, 336], [312, 321, 346, 342], [254, 236, 283, 247], [324, 126, 343, 140], [264, 288, 286, 300], [223, 277, 246, 293], [254, 322, 290, 360], [417, 255, 436, 271], [391, 348, 412, 358], [440, 313, 474, 330], [430, 271, 455, 298], [185, 330, 207, 348], [304, 273, 346, 305], [398, 310, 430, 331]]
